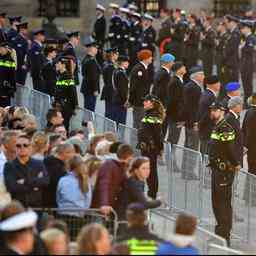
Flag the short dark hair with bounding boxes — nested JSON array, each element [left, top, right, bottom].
[[117, 144, 134, 160], [46, 108, 60, 123], [175, 214, 197, 236]]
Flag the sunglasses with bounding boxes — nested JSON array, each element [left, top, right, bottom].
[[16, 144, 30, 149]]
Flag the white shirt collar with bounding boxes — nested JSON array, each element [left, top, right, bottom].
[[191, 79, 202, 88], [176, 75, 183, 83], [34, 40, 42, 47], [161, 66, 170, 74], [230, 110, 239, 119], [140, 61, 148, 70], [207, 88, 217, 97], [97, 14, 104, 20]]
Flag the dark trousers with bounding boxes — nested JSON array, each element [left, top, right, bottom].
[[142, 151, 158, 199], [223, 66, 239, 84], [32, 77, 42, 92], [241, 67, 253, 105], [211, 168, 234, 245], [202, 56, 213, 77], [133, 107, 144, 129], [84, 95, 97, 112], [62, 104, 74, 132], [0, 96, 11, 107], [200, 138, 210, 156], [105, 101, 114, 120], [112, 105, 127, 126]]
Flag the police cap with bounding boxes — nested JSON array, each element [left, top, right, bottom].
[[131, 12, 141, 19], [120, 7, 130, 14], [83, 36, 97, 47], [66, 31, 80, 38], [172, 61, 185, 72], [225, 15, 239, 23], [127, 203, 147, 214], [160, 53, 175, 63], [105, 47, 119, 54], [210, 101, 226, 111], [225, 82, 240, 92], [143, 94, 159, 102], [96, 4, 106, 12], [109, 3, 119, 9], [240, 20, 254, 29], [129, 4, 138, 11], [16, 22, 28, 31], [33, 28, 45, 36], [143, 13, 154, 21], [8, 16, 22, 24]]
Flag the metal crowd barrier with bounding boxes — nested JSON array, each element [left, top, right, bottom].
[[208, 244, 244, 255], [13, 85, 31, 107], [149, 209, 227, 255], [94, 112, 117, 134], [35, 208, 119, 242], [117, 124, 138, 151]]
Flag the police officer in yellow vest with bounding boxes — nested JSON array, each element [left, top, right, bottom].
[[209, 101, 240, 246], [54, 56, 78, 131], [0, 42, 16, 107]]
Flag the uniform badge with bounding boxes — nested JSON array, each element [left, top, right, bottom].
[[138, 71, 143, 76]]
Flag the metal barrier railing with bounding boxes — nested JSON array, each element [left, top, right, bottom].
[[208, 244, 244, 255], [94, 112, 117, 134], [117, 124, 138, 151], [13, 85, 31, 107], [35, 208, 119, 242], [149, 209, 227, 255]]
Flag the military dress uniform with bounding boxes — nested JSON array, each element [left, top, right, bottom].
[[29, 40, 45, 91], [6, 16, 22, 43], [80, 53, 101, 112], [120, 18, 130, 56], [240, 31, 256, 104], [0, 44, 16, 107], [108, 14, 123, 51], [209, 113, 239, 245]]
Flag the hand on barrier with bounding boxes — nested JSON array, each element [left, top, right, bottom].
[[100, 206, 113, 215]]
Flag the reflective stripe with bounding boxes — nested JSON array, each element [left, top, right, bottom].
[[56, 79, 75, 87], [0, 60, 16, 68], [211, 131, 235, 142], [127, 239, 158, 255], [142, 116, 162, 124]]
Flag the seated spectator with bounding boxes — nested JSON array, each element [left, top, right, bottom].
[[32, 132, 49, 160], [46, 108, 64, 131], [92, 144, 134, 214], [77, 223, 112, 255], [157, 214, 199, 255], [52, 124, 68, 140], [95, 140, 112, 160], [40, 228, 68, 255], [48, 134, 64, 154], [84, 134, 105, 160], [117, 203, 163, 254], [44, 143, 75, 207], [4, 134, 49, 208], [117, 157, 162, 220], [22, 114, 38, 130], [57, 155, 92, 217], [104, 131, 118, 143]]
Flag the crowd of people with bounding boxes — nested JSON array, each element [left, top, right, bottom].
[[0, 0, 256, 254]]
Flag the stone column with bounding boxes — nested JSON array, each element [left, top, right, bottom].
[[80, 0, 96, 35]]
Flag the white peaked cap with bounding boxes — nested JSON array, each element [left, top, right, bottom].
[[109, 3, 119, 9], [0, 211, 38, 232], [96, 4, 106, 12]]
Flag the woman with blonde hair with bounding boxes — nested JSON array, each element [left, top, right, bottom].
[[32, 132, 49, 160]]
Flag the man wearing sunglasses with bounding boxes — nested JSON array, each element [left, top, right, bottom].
[[3, 134, 49, 208]]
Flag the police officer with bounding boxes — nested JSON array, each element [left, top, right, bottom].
[[0, 42, 16, 107], [209, 101, 241, 246], [137, 94, 165, 199], [129, 49, 153, 129], [240, 20, 256, 106], [13, 22, 29, 86], [140, 14, 156, 86], [223, 15, 241, 83], [54, 56, 78, 131], [200, 16, 216, 77], [63, 31, 80, 86], [112, 55, 130, 125], [108, 3, 123, 51], [221, 82, 241, 110], [128, 12, 142, 70], [101, 47, 119, 119], [40, 46, 58, 96], [6, 16, 22, 43], [80, 37, 101, 112], [29, 29, 46, 91], [0, 12, 7, 43], [198, 76, 221, 155], [119, 7, 131, 56], [93, 4, 106, 67]]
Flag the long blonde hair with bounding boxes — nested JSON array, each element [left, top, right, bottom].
[[153, 100, 166, 122]]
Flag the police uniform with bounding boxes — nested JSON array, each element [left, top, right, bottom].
[[54, 61, 78, 131], [0, 42, 16, 107], [29, 30, 45, 91], [12, 22, 29, 85], [201, 26, 216, 77], [108, 14, 123, 51], [80, 38, 101, 112], [120, 15, 130, 56], [240, 21, 256, 104], [101, 49, 117, 119], [63, 31, 80, 86], [223, 16, 240, 83], [137, 95, 164, 199], [112, 56, 129, 125], [209, 103, 239, 245], [6, 16, 22, 43]]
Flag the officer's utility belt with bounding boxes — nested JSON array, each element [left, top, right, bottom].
[[211, 158, 235, 172]]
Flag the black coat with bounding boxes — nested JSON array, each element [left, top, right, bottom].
[[129, 62, 150, 107], [167, 75, 184, 122], [182, 80, 202, 128], [241, 33, 256, 71], [80, 54, 101, 96], [140, 26, 156, 54], [93, 15, 106, 47], [152, 67, 170, 107], [101, 61, 115, 101], [4, 158, 49, 208], [43, 156, 67, 208], [112, 67, 129, 106], [0, 28, 7, 43], [242, 107, 256, 159], [6, 28, 18, 43], [108, 15, 123, 48], [198, 89, 217, 140], [117, 176, 161, 220], [201, 27, 215, 64], [225, 111, 243, 165]]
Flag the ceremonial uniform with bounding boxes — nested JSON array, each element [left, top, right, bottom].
[[13, 33, 29, 85], [201, 27, 216, 77], [101, 60, 116, 119], [120, 18, 130, 56], [129, 62, 150, 129], [112, 66, 129, 125], [80, 54, 101, 112], [209, 116, 238, 245], [108, 15, 123, 50], [29, 40, 45, 91], [0, 47, 16, 107], [6, 28, 18, 43]]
